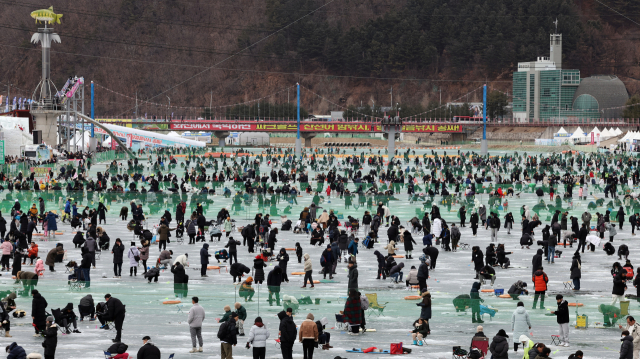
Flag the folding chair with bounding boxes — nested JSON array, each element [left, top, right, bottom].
[[550, 335, 562, 345], [69, 280, 85, 291], [470, 337, 489, 357], [167, 354, 174, 359], [103, 351, 112, 359], [563, 281, 574, 290], [451, 346, 467, 359], [51, 308, 70, 334], [365, 293, 388, 317], [335, 314, 349, 330]]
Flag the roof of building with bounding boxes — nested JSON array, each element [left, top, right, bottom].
[[573, 75, 629, 118]]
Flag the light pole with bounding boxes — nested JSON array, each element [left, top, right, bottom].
[[166, 95, 170, 121]]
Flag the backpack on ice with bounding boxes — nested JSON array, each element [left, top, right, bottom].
[[360, 295, 369, 310]]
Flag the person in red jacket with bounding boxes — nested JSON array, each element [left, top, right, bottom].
[[532, 267, 549, 309], [24, 242, 39, 265]]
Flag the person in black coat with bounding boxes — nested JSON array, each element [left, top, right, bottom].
[[104, 294, 126, 343], [278, 310, 297, 359], [532, 249, 543, 274], [137, 336, 162, 359], [472, 246, 484, 278], [253, 255, 267, 284], [485, 244, 497, 266], [171, 261, 189, 284], [230, 262, 250, 283], [374, 250, 386, 279], [578, 223, 589, 253], [111, 239, 125, 278], [267, 229, 278, 251], [403, 231, 417, 259], [550, 295, 570, 344], [417, 260, 429, 292], [422, 213, 431, 235], [276, 248, 290, 283], [200, 243, 211, 278], [321, 245, 334, 279], [618, 207, 626, 230], [225, 237, 241, 265], [0, 212, 6, 240], [470, 212, 479, 236], [267, 266, 283, 305], [424, 246, 439, 270], [459, 206, 467, 227], [31, 289, 48, 333], [630, 213, 638, 235], [387, 224, 399, 244], [242, 224, 256, 252], [42, 316, 58, 358]]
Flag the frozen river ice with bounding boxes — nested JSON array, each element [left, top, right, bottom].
[[0, 148, 634, 359]]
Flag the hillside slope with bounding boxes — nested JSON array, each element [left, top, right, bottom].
[[0, 0, 638, 117]]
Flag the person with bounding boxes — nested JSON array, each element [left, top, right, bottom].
[[550, 294, 570, 347], [511, 302, 531, 352], [528, 343, 546, 359], [219, 305, 232, 323], [5, 343, 26, 359], [298, 313, 319, 359], [225, 236, 241, 266], [278, 309, 296, 359], [42, 316, 58, 359], [348, 257, 359, 290], [234, 302, 247, 336], [111, 239, 125, 278], [200, 243, 211, 278], [218, 312, 239, 359], [60, 303, 81, 334], [532, 267, 548, 309], [479, 264, 496, 286], [78, 294, 95, 321], [343, 289, 362, 335], [247, 316, 270, 359], [188, 297, 205, 353], [320, 245, 333, 280], [104, 294, 126, 343], [158, 250, 173, 268], [411, 318, 430, 346], [239, 277, 255, 301], [622, 331, 635, 359], [474, 325, 487, 339], [44, 244, 64, 272], [374, 250, 387, 280], [276, 248, 290, 283], [267, 266, 282, 306], [389, 262, 404, 284], [127, 241, 140, 276], [417, 289, 431, 321], [406, 265, 419, 288], [31, 289, 48, 335], [488, 329, 509, 359], [519, 335, 535, 357], [489, 213, 500, 242], [570, 253, 581, 291], [619, 316, 640, 359], [136, 336, 161, 359], [613, 270, 628, 305], [302, 253, 314, 288], [0, 239, 11, 271]]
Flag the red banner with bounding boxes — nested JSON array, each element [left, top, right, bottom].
[[169, 122, 462, 133]]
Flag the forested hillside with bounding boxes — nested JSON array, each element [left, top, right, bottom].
[[0, 0, 638, 117]]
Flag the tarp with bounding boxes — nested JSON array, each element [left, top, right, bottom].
[[93, 123, 206, 148]]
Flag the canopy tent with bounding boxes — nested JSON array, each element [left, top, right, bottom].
[[166, 131, 181, 137], [600, 128, 613, 139], [590, 126, 601, 134], [573, 127, 585, 136], [618, 131, 632, 142], [615, 127, 623, 135], [555, 127, 568, 136]]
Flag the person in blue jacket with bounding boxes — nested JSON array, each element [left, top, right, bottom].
[[348, 237, 359, 258]]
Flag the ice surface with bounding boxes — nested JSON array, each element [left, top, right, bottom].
[[0, 149, 629, 358]]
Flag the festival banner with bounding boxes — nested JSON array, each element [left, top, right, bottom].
[[170, 122, 462, 133]]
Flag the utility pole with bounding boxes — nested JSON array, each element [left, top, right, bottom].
[[390, 87, 393, 110], [6, 84, 9, 111], [135, 91, 138, 119]]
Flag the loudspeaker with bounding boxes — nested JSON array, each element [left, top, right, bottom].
[[33, 130, 42, 144]]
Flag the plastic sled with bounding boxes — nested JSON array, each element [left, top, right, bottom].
[[346, 349, 391, 354]]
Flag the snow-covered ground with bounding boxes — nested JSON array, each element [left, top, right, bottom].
[[0, 149, 632, 359]]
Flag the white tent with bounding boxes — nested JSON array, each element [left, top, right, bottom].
[[590, 126, 601, 134], [573, 126, 585, 136], [601, 128, 612, 139], [102, 135, 112, 147], [555, 127, 568, 136], [615, 127, 623, 135], [167, 131, 181, 137], [618, 131, 632, 142]]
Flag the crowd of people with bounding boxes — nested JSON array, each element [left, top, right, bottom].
[[1, 146, 640, 358]]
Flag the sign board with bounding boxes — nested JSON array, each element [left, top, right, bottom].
[[30, 167, 51, 177], [0, 140, 5, 164], [126, 133, 133, 148], [170, 122, 463, 133]]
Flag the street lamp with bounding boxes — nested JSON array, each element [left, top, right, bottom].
[[166, 95, 170, 121]]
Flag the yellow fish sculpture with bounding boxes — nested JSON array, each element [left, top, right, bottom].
[[30, 6, 63, 24]]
